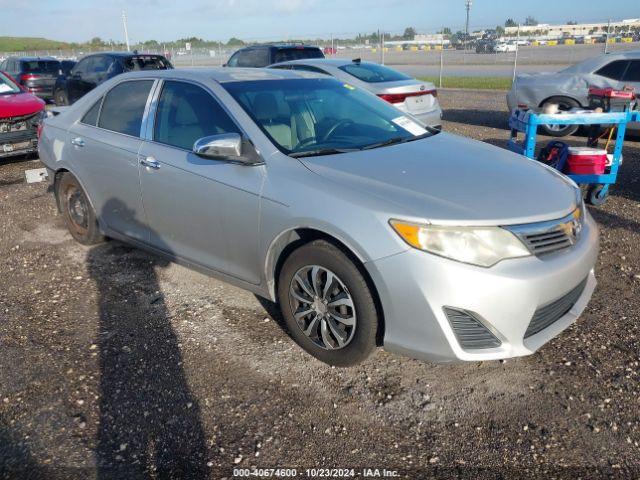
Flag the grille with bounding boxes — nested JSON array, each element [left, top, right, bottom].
[[524, 277, 588, 339], [0, 112, 39, 124], [522, 227, 573, 255], [507, 208, 583, 257], [444, 307, 502, 350]]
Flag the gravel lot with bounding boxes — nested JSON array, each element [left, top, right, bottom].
[[1, 90, 639, 480]]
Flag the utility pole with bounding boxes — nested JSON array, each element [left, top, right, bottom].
[[122, 10, 131, 52], [512, 23, 520, 83], [381, 31, 385, 65], [465, 0, 473, 50], [604, 18, 611, 54]]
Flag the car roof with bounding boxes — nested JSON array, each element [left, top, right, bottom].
[[566, 49, 640, 73], [79, 52, 167, 59], [116, 67, 328, 83], [271, 58, 372, 67], [12, 56, 58, 62], [237, 44, 321, 50]]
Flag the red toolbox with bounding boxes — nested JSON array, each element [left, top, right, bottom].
[[588, 87, 636, 112], [567, 147, 607, 175]]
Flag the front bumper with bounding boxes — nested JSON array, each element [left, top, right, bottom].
[[0, 131, 38, 158], [366, 210, 599, 363]]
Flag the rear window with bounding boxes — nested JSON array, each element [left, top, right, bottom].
[[273, 47, 324, 64], [21, 60, 60, 74], [123, 56, 172, 71], [98, 80, 154, 137], [338, 63, 412, 83]]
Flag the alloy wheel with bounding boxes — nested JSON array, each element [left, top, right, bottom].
[[289, 265, 356, 350]]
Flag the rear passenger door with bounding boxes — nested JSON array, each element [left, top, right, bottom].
[[67, 79, 155, 242], [138, 80, 264, 283]]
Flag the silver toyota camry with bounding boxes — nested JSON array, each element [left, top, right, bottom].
[[39, 68, 599, 367]]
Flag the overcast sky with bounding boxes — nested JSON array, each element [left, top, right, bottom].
[[1, 0, 638, 43]]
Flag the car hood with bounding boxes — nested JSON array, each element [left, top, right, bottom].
[[0, 92, 45, 118], [299, 133, 577, 225]]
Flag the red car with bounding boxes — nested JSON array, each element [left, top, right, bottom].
[[0, 71, 45, 158]]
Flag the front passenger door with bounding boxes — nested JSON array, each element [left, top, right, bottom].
[[138, 80, 264, 283]]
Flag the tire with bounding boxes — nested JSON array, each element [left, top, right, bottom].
[[55, 172, 104, 245], [277, 240, 379, 367], [54, 90, 69, 106], [539, 97, 580, 137]]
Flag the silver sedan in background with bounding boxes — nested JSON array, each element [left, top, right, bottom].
[[270, 58, 443, 129], [39, 68, 597, 367], [507, 50, 640, 136]]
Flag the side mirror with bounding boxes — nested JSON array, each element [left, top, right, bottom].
[[193, 133, 252, 162]]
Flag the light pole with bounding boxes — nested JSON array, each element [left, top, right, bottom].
[[465, 0, 473, 49], [122, 10, 131, 52]]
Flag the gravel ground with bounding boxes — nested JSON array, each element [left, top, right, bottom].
[[1, 90, 639, 480]]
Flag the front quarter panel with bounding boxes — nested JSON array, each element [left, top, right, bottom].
[[259, 152, 412, 299]]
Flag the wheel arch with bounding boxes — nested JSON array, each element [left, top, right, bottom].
[[266, 227, 386, 346]]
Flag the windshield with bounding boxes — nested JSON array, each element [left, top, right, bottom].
[[22, 60, 60, 74], [223, 78, 435, 156], [338, 63, 412, 83], [0, 72, 21, 95], [273, 48, 324, 64]]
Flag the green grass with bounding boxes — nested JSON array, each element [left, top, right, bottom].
[[419, 76, 513, 90], [0, 37, 71, 52]]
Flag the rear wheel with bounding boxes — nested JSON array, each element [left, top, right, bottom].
[[539, 97, 580, 137], [277, 240, 379, 367], [55, 173, 104, 245]]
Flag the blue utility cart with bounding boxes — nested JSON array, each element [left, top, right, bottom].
[[507, 109, 639, 206]]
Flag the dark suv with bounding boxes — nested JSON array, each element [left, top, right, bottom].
[[53, 52, 173, 105], [0, 57, 61, 101], [225, 44, 324, 68]]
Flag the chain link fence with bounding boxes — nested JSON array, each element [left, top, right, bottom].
[[2, 29, 639, 87]]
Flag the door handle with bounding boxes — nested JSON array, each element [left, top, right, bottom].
[[139, 155, 160, 170], [71, 137, 85, 147]]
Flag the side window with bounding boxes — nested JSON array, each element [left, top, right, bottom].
[[622, 60, 640, 82], [73, 58, 91, 76], [98, 80, 154, 137], [596, 60, 629, 81], [227, 52, 240, 67], [237, 49, 270, 68], [81, 97, 103, 126], [153, 81, 240, 150], [91, 56, 112, 73]]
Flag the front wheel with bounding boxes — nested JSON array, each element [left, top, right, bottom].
[[277, 240, 379, 367], [539, 97, 580, 137]]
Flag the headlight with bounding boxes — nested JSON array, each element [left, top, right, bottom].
[[389, 220, 531, 267]]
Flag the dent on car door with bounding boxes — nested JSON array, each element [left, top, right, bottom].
[[67, 80, 155, 242], [138, 80, 263, 283]]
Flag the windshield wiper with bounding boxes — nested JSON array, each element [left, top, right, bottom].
[[289, 148, 359, 158], [361, 132, 433, 151], [361, 136, 406, 150]]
